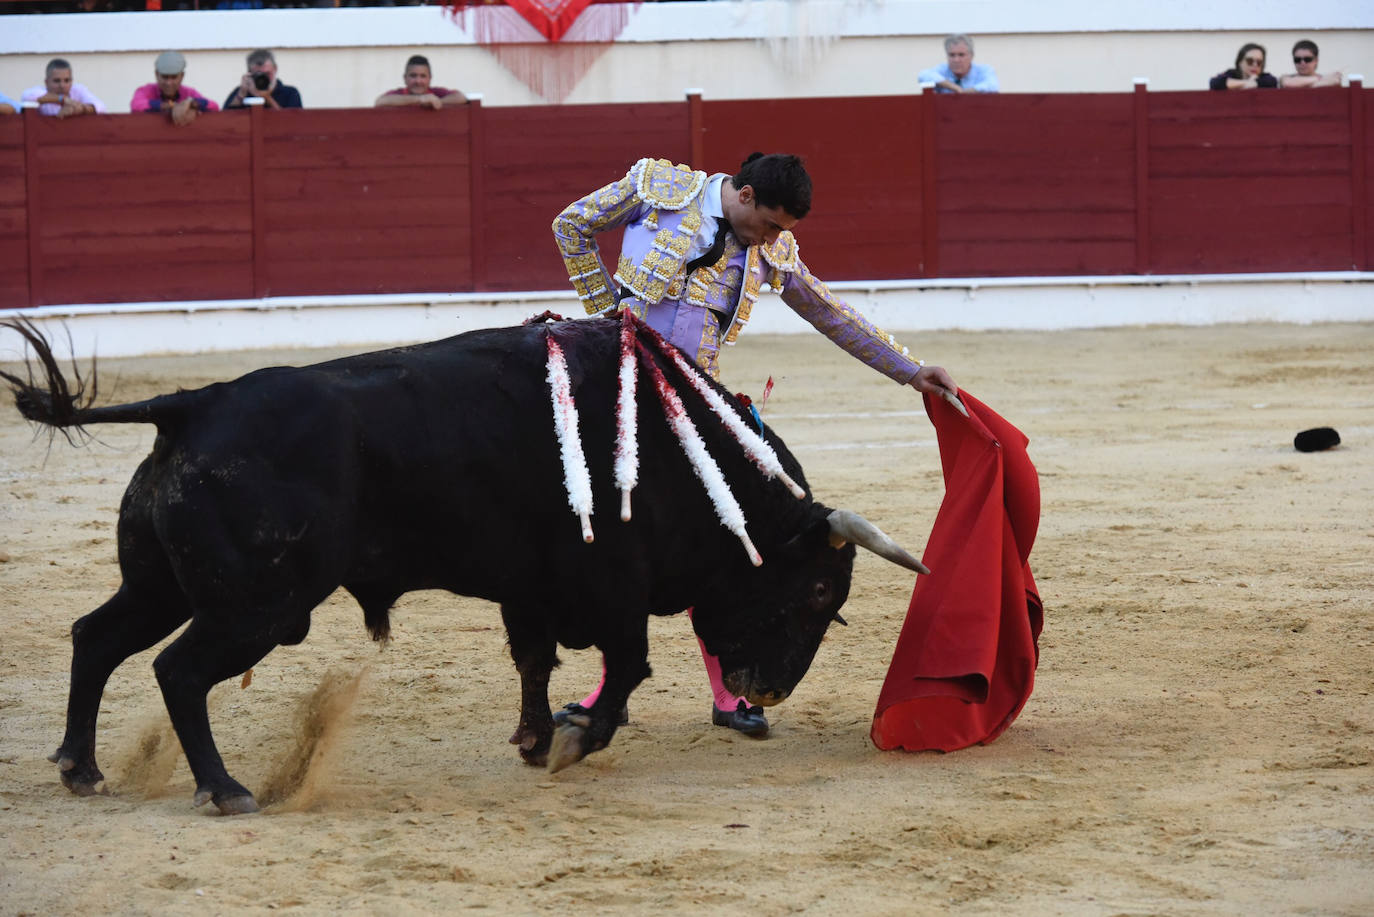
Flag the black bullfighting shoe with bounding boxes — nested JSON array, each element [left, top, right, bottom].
[[711, 700, 769, 737], [552, 702, 629, 727]]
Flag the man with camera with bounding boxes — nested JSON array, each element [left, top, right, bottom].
[[223, 49, 303, 111]]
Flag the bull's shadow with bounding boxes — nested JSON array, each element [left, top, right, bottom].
[[1, 313, 925, 815]]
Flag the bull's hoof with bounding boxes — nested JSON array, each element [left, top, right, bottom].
[[510, 725, 552, 766], [193, 783, 259, 816], [546, 723, 588, 774], [52, 751, 104, 796], [216, 795, 260, 816]]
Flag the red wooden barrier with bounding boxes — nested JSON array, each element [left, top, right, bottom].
[[934, 93, 1137, 278], [256, 106, 474, 297], [23, 112, 252, 306], [1358, 79, 1371, 270], [701, 95, 926, 281], [3, 87, 1371, 311], [476, 100, 686, 293], [1147, 89, 1354, 273], [0, 117, 26, 308]]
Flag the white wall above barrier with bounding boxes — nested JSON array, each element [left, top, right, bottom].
[[2, 1, 1370, 106], [3, 273, 1370, 360]]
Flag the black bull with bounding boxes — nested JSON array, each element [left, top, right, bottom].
[[2, 315, 927, 815]]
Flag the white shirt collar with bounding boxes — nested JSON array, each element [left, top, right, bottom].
[[705, 174, 726, 220]]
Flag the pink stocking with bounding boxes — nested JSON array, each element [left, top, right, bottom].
[[578, 611, 747, 711], [688, 608, 748, 710], [576, 673, 604, 710]]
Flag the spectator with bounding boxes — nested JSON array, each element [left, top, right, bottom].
[[0, 92, 18, 115], [375, 55, 468, 109], [1280, 40, 1343, 89], [223, 49, 303, 110], [130, 51, 219, 127], [21, 58, 107, 118], [917, 34, 999, 94], [1210, 43, 1278, 90]]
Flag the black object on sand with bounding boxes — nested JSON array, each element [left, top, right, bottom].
[[1294, 427, 1340, 453]]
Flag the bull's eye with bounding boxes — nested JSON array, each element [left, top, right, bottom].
[[810, 580, 832, 609]]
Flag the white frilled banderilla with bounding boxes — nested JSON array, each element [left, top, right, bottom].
[[544, 310, 806, 567]]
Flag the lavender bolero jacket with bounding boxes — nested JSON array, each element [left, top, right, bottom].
[[553, 158, 923, 384]]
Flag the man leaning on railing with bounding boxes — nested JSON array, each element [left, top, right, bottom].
[[21, 58, 106, 118], [131, 51, 219, 127]]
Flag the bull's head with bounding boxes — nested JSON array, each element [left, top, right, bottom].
[[692, 505, 927, 707]]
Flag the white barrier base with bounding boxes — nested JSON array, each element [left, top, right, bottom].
[[2, 272, 1371, 360]]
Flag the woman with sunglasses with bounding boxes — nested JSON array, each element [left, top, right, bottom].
[[1210, 42, 1279, 90], [1280, 40, 1343, 89]]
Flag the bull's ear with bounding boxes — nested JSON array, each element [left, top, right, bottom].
[[781, 510, 846, 559]]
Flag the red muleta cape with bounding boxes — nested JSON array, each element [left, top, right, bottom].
[[871, 390, 1043, 752]]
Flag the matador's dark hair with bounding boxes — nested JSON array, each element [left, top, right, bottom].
[[730, 152, 812, 219]]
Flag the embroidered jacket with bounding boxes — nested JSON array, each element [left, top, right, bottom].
[[553, 157, 923, 383]]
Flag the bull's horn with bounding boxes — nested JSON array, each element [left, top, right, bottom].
[[826, 510, 930, 575]]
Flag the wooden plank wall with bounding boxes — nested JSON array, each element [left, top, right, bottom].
[[1362, 90, 1372, 270], [700, 96, 925, 281], [0, 118, 25, 308], [2, 87, 1370, 310], [933, 93, 1137, 278], [1146, 90, 1355, 273], [476, 101, 687, 293], [24, 113, 252, 306], [257, 107, 473, 297]]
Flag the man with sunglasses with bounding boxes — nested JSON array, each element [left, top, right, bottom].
[[1280, 40, 1343, 89]]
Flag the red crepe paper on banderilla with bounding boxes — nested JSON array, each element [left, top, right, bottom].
[[871, 390, 1043, 753]]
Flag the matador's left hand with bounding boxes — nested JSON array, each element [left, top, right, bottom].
[[909, 365, 958, 399]]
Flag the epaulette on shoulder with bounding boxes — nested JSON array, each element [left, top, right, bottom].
[[758, 231, 799, 272], [630, 157, 708, 211]]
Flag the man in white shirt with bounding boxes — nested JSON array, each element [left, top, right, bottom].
[[22, 58, 107, 118]]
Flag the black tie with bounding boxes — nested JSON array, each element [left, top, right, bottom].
[[684, 219, 732, 274]]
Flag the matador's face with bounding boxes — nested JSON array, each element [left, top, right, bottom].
[[727, 185, 800, 248]]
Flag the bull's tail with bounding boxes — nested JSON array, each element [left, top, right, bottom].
[[1, 318, 179, 440]]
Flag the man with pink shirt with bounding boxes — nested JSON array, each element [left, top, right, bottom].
[[22, 58, 106, 118], [130, 51, 218, 128]]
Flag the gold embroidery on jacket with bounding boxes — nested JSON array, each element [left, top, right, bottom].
[[554, 157, 709, 313], [758, 232, 799, 272], [697, 310, 722, 379], [615, 209, 702, 304], [635, 158, 708, 211], [553, 170, 644, 315], [722, 246, 764, 344]]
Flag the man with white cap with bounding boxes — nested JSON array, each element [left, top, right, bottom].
[[131, 51, 218, 127]]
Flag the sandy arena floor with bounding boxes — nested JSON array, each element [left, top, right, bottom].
[[1, 321, 1371, 916]]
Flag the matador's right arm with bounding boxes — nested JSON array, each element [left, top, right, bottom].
[[551, 167, 646, 316]]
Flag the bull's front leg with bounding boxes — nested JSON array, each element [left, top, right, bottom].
[[547, 622, 650, 774], [502, 604, 558, 766]]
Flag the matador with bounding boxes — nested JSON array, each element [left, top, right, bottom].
[[551, 152, 959, 735]]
